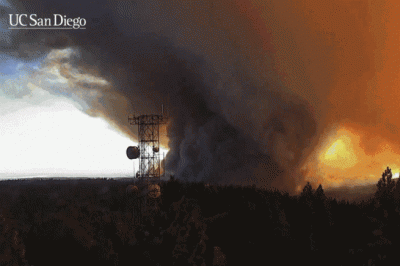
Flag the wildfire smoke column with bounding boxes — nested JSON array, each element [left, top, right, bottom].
[[3, 0, 399, 192]]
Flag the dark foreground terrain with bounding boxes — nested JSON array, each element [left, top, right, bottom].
[[0, 174, 399, 266]]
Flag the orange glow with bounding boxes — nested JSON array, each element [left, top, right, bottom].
[[303, 125, 400, 188], [321, 134, 357, 170], [235, 0, 400, 189]]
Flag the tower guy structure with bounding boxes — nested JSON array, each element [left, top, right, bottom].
[[126, 110, 168, 184]]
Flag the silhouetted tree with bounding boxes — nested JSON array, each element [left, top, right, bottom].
[[376, 167, 396, 207], [313, 184, 329, 217], [393, 175, 400, 205], [301, 182, 313, 197], [313, 184, 330, 221], [300, 182, 314, 207], [314, 184, 326, 202]]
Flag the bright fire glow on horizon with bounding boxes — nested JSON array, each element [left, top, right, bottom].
[[0, 50, 397, 185], [243, 0, 400, 190], [3, 1, 400, 191], [322, 135, 358, 169], [302, 126, 400, 188]]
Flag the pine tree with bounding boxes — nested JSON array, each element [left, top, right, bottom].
[[393, 172, 400, 204], [375, 166, 395, 204], [313, 184, 330, 226], [314, 184, 326, 202], [300, 182, 314, 207], [301, 182, 313, 196]]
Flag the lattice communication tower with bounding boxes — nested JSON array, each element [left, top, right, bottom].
[[127, 110, 168, 184]]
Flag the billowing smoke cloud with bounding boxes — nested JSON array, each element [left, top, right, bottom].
[[0, 0, 319, 192], [255, 0, 400, 187]]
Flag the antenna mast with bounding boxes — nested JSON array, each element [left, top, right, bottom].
[[127, 106, 168, 184]]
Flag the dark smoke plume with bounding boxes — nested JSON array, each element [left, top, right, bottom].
[[0, 0, 317, 192]]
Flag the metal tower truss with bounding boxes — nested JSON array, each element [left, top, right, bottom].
[[129, 114, 167, 183]]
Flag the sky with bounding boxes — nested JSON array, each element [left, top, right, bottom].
[[0, 53, 148, 178], [1, 0, 400, 194]]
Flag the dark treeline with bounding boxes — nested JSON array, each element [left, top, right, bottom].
[[0, 171, 398, 266]]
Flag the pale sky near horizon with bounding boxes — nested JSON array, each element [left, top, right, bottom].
[[0, 52, 167, 179]]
